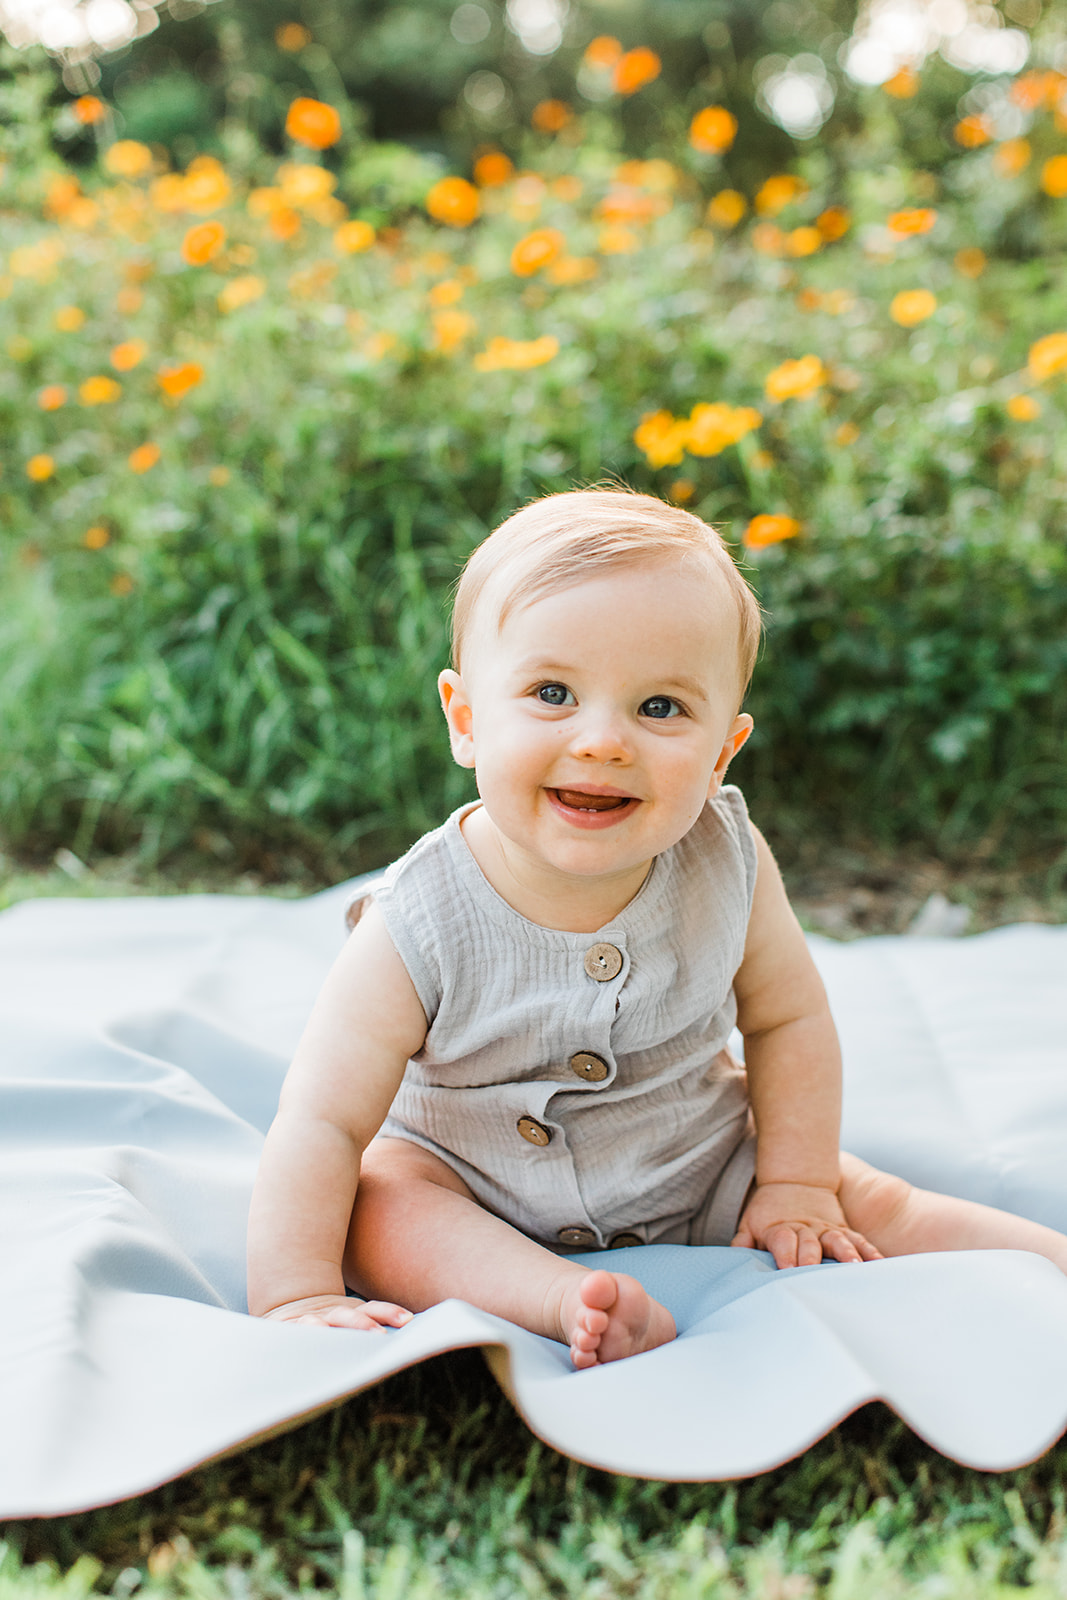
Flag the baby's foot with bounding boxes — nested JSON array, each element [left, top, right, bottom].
[[563, 1269, 676, 1370]]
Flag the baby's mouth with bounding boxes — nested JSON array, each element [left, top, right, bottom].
[[550, 788, 636, 812]]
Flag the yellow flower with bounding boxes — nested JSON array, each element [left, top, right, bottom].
[[954, 247, 986, 279], [1040, 156, 1067, 198], [208, 466, 231, 487], [583, 35, 622, 69], [955, 115, 991, 148], [1028, 332, 1067, 380], [706, 190, 746, 228], [547, 255, 598, 285], [37, 384, 68, 410], [26, 454, 55, 481], [217, 274, 266, 313], [150, 174, 189, 214], [474, 335, 559, 371], [277, 162, 336, 208], [83, 524, 110, 549], [598, 224, 639, 255], [689, 107, 737, 155], [182, 155, 231, 214], [834, 421, 860, 445], [429, 278, 464, 306], [110, 573, 134, 596], [182, 221, 227, 265], [669, 478, 696, 503], [1006, 394, 1040, 420], [755, 175, 808, 217], [510, 228, 565, 276], [751, 222, 785, 256], [10, 239, 64, 281], [994, 139, 1031, 178], [816, 206, 851, 241], [288, 261, 338, 298], [551, 175, 583, 203], [425, 176, 480, 227], [473, 151, 514, 187], [110, 338, 148, 371], [80, 375, 122, 404], [362, 331, 398, 362], [786, 226, 821, 257], [55, 304, 85, 332], [157, 362, 204, 398], [633, 410, 690, 468], [686, 402, 762, 457], [276, 22, 311, 50], [743, 514, 800, 549], [284, 98, 342, 150], [889, 289, 937, 327], [764, 355, 826, 402], [432, 309, 477, 353], [105, 140, 153, 178], [128, 442, 161, 473], [882, 65, 919, 98], [886, 207, 937, 236]]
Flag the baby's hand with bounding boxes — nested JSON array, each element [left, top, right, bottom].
[[732, 1182, 883, 1270], [261, 1294, 414, 1330]]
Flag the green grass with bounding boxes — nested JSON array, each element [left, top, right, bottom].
[[3, 1352, 1067, 1598]]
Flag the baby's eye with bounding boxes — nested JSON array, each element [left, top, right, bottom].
[[640, 696, 683, 720], [536, 683, 575, 707]]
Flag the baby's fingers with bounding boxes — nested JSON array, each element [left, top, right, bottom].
[[821, 1227, 883, 1264], [359, 1299, 415, 1329]]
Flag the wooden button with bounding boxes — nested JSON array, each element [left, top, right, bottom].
[[608, 1232, 644, 1249], [584, 942, 623, 981], [517, 1115, 551, 1147], [570, 1051, 609, 1082], [558, 1225, 597, 1248]]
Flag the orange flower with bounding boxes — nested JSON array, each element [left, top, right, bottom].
[[218, 275, 266, 313], [743, 514, 799, 549], [157, 362, 203, 398], [764, 355, 826, 402], [596, 187, 663, 224], [150, 174, 189, 214], [994, 138, 1031, 178], [786, 226, 821, 257], [552, 175, 583, 203], [889, 289, 937, 327], [882, 65, 919, 98], [687, 403, 762, 456], [955, 247, 986, 278], [275, 21, 311, 50], [751, 222, 785, 256], [633, 410, 689, 468], [473, 151, 514, 187], [105, 140, 153, 178], [613, 47, 661, 95], [116, 287, 143, 315], [1028, 332, 1067, 380], [277, 162, 336, 208], [1041, 155, 1067, 198], [128, 442, 161, 473], [182, 155, 231, 214], [1011, 70, 1065, 111], [285, 98, 342, 150], [598, 224, 639, 254], [1006, 394, 1040, 420], [268, 207, 302, 240], [110, 573, 134, 596], [816, 206, 851, 241], [429, 279, 464, 306], [83, 524, 110, 549], [532, 99, 572, 132], [510, 228, 565, 276], [80, 375, 122, 404], [689, 106, 737, 155], [73, 94, 106, 124], [426, 176, 480, 227], [182, 221, 226, 265], [834, 421, 860, 446], [887, 207, 937, 236], [706, 190, 746, 228], [955, 114, 991, 148], [334, 219, 376, 253], [26, 454, 54, 481], [473, 335, 559, 371], [37, 384, 68, 410], [755, 174, 807, 216], [547, 255, 598, 285], [110, 338, 148, 371], [432, 309, 477, 353], [583, 35, 622, 69], [55, 305, 85, 331], [669, 479, 696, 504], [823, 289, 855, 315]]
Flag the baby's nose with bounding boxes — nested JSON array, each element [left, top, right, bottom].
[[569, 712, 632, 762]]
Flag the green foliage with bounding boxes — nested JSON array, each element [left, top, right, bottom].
[[1, 27, 1066, 873]]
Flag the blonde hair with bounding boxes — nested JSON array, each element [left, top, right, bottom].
[[451, 488, 762, 696]]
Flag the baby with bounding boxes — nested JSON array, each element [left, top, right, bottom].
[[247, 488, 1067, 1367]]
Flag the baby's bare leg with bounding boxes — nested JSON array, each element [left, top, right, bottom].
[[839, 1152, 1067, 1273], [345, 1137, 676, 1366]]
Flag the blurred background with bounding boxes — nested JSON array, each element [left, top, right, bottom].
[[0, 0, 1064, 925]]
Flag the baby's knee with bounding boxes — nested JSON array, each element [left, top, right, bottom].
[[838, 1151, 914, 1235]]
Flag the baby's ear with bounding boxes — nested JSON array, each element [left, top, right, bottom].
[[707, 712, 753, 798], [438, 670, 476, 768]]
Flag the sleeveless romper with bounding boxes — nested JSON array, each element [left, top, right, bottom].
[[346, 785, 758, 1252]]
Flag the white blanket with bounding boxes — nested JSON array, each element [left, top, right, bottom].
[[2, 885, 1066, 1516]]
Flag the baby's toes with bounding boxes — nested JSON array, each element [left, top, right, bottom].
[[571, 1343, 599, 1370], [576, 1303, 609, 1337], [572, 1324, 601, 1354]]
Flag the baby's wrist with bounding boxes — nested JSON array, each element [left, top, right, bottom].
[[754, 1174, 840, 1194]]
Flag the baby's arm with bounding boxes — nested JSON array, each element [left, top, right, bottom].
[[731, 827, 882, 1269], [246, 901, 429, 1327]]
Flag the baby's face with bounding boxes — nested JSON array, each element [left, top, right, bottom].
[[439, 558, 753, 887]]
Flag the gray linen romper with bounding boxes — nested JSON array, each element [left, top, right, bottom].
[[346, 784, 758, 1252]]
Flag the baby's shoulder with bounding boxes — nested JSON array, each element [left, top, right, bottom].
[[673, 784, 758, 903]]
